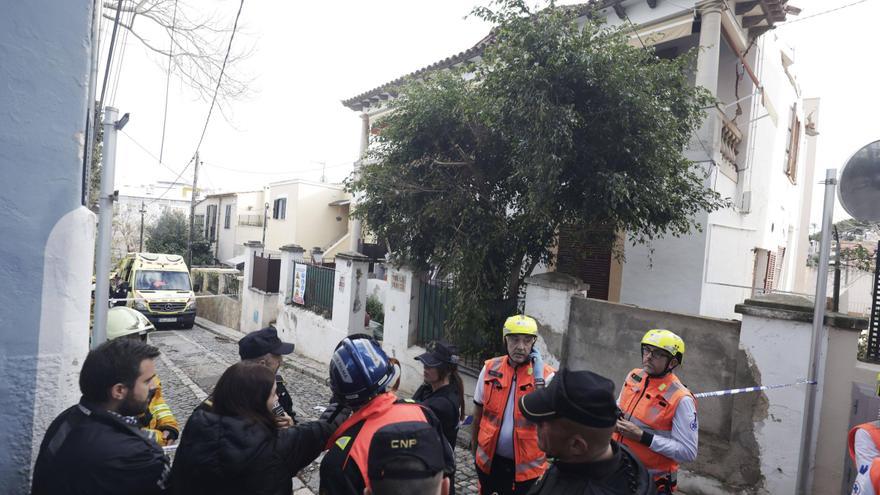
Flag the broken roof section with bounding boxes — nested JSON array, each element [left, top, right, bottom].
[[341, 0, 791, 112]]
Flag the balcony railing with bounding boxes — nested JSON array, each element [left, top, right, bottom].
[[718, 108, 743, 172]]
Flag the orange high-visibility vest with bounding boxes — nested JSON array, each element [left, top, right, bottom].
[[475, 356, 556, 482], [325, 393, 428, 490], [849, 420, 880, 464], [615, 368, 695, 478]]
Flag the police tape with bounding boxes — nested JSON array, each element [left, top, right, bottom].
[[108, 293, 240, 304], [693, 379, 817, 399]]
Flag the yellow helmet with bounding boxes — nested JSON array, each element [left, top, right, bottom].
[[503, 315, 538, 340], [641, 329, 685, 363]]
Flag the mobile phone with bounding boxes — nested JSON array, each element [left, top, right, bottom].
[[272, 401, 285, 417]]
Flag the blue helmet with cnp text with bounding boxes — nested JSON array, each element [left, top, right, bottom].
[[329, 334, 400, 409]]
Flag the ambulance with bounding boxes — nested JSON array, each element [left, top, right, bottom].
[[113, 252, 196, 329]]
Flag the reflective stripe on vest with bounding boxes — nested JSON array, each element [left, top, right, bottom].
[[849, 420, 880, 464], [615, 368, 694, 475], [325, 393, 428, 490], [476, 356, 556, 482]]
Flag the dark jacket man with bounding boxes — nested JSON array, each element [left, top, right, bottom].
[[519, 369, 654, 495], [32, 339, 170, 495]]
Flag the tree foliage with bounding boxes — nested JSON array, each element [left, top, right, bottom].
[[144, 210, 213, 265], [347, 0, 728, 354]]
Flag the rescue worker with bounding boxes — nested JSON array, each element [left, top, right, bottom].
[[32, 338, 170, 494], [366, 421, 451, 495], [107, 306, 180, 446], [472, 315, 557, 495], [238, 326, 297, 427], [846, 374, 880, 494], [615, 329, 698, 494], [518, 368, 654, 495], [319, 333, 455, 495]]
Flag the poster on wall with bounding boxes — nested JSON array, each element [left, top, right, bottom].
[[293, 264, 307, 305]]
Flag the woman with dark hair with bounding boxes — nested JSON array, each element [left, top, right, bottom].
[[412, 341, 465, 450], [170, 361, 348, 495]]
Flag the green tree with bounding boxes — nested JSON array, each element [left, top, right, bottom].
[[144, 210, 213, 265], [347, 0, 727, 355]]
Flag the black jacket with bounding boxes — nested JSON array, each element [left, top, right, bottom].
[[527, 442, 655, 495], [169, 408, 334, 495], [32, 401, 171, 495], [412, 383, 461, 449]]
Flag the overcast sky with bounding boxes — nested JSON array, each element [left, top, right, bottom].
[[107, 0, 878, 223]]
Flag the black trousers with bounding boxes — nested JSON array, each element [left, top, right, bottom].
[[477, 456, 536, 495]]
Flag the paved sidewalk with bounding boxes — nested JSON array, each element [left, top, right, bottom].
[[153, 318, 480, 494]]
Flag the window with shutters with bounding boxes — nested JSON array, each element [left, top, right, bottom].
[[224, 204, 232, 229], [205, 205, 218, 241], [272, 198, 287, 220], [764, 251, 777, 292], [784, 104, 801, 184]]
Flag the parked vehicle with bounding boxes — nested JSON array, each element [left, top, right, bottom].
[[113, 252, 196, 329]]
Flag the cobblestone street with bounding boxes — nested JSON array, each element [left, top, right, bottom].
[[151, 320, 479, 495]]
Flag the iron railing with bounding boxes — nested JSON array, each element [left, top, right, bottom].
[[417, 279, 450, 345], [222, 273, 241, 299], [863, 242, 880, 361], [293, 262, 334, 319]]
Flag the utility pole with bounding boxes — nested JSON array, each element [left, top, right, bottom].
[[187, 151, 200, 267], [138, 200, 146, 252], [93, 106, 127, 349]]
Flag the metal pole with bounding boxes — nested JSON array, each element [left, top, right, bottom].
[[833, 226, 841, 312], [187, 151, 200, 267], [92, 106, 120, 349], [795, 168, 837, 494], [138, 200, 145, 252]]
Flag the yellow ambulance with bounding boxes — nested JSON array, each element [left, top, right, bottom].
[[113, 252, 196, 329]]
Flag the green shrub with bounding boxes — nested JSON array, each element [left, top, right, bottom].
[[366, 295, 384, 324]]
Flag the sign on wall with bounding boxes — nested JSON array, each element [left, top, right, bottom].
[[391, 273, 406, 292], [292, 264, 307, 305]]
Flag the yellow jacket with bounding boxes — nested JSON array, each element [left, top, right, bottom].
[[141, 376, 179, 446]]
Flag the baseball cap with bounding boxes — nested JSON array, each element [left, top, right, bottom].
[[367, 422, 445, 481], [518, 368, 618, 428], [415, 341, 459, 368], [238, 327, 294, 359]]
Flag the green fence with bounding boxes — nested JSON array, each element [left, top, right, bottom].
[[417, 279, 451, 345], [293, 262, 335, 319]]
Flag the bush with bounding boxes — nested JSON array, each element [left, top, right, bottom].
[[366, 295, 384, 324]]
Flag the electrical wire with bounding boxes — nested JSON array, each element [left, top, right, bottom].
[[159, 0, 180, 163], [146, 0, 245, 204], [108, 1, 135, 107], [205, 160, 353, 175], [98, 0, 125, 111], [776, 0, 871, 28]]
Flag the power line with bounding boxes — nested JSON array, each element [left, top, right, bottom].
[[193, 0, 245, 155], [147, 0, 245, 205], [119, 130, 180, 176], [204, 160, 353, 175], [776, 0, 871, 28], [108, 1, 135, 106], [98, 0, 125, 110], [159, 0, 180, 163]]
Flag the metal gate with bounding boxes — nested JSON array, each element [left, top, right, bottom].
[[862, 242, 880, 361]]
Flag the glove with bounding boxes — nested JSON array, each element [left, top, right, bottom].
[[530, 348, 545, 387]]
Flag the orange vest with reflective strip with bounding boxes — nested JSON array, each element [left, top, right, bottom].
[[849, 421, 880, 464], [615, 368, 694, 476], [476, 356, 556, 482], [325, 393, 428, 490]]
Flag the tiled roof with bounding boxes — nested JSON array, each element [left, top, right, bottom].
[[342, 0, 787, 111]]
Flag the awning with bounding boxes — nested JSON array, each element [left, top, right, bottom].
[[223, 254, 247, 268], [328, 199, 351, 207]]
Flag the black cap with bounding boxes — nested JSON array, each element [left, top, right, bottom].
[[238, 327, 294, 360], [415, 341, 459, 368], [518, 368, 618, 428], [367, 422, 445, 481]]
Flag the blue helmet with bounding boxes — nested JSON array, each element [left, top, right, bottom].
[[329, 334, 400, 408]]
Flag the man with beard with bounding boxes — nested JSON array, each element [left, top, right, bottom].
[[32, 338, 170, 495]]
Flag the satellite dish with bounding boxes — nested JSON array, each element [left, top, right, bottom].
[[838, 140, 880, 222]]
